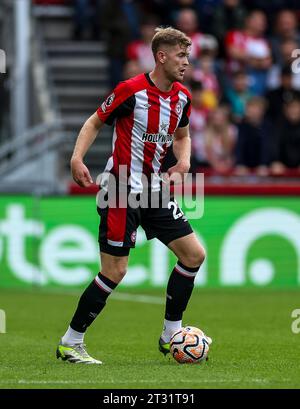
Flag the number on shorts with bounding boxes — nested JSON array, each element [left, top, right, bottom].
[[168, 200, 183, 220]]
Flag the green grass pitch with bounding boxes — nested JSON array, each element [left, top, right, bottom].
[[0, 288, 299, 389]]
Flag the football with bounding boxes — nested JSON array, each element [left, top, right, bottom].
[[170, 326, 212, 364]]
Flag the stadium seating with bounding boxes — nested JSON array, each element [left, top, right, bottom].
[[32, 1, 113, 176]]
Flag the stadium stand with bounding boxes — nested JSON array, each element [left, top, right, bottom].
[[32, 1, 112, 177], [0, 0, 299, 192]]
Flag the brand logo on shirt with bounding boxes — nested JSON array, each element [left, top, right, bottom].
[[175, 102, 182, 116], [160, 122, 169, 132], [142, 103, 152, 110], [142, 133, 173, 143], [101, 93, 115, 112], [106, 93, 115, 106]]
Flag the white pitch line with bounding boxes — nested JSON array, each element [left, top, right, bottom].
[[110, 292, 164, 305], [39, 288, 165, 305], [0, 378, 279, 385]]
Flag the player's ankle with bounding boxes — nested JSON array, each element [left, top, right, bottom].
[[61, 326, 85, 345], [161, 319, 182, 343]]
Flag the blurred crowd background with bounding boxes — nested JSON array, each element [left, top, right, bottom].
[[1, 0, 300, 187]]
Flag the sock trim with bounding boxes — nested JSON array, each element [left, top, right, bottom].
[[98, 272, 118, 289], [94, 275, 113, 293], [174, 263, 199, 278], [177, 261, 200, 273]]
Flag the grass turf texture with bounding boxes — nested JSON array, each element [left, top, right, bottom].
[[0, 288, 299, 389]]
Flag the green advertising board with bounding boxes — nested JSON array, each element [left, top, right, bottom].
[[0, 195, 299, 288]]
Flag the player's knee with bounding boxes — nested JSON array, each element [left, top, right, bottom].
[[101, 264, 127, 283], [182, 246, 206, 268], [198, 246, 206, 265], [115, 268, 127, 281]]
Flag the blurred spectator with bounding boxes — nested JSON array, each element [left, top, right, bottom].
[[141, 1, 173, 25], [271, 99, 300, 174], [270, 10, 300, 65], [225, 70, 253, 122], [170, 0, 199, 17], [189, 81, 210, 171], [193, 0, 222, 34], [126, 16, 157, 73], [205, 105, 237, 173], [123, 59, 143, 79], [267, 39, 300, 90], [212, 0, 247, 50], [175, 8, 218, 66], [225, 10, 271, 76], [266, 65, 300, 121], [69, 0, 300, 179], [73, 0, 103, 40], [235, 96, 272, 175], [102, 0, 141, 87], [190, 51, 220, 111], [243, 0, 300, 13], [192, 51, 220, 96]]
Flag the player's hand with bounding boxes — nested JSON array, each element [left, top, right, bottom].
[[167, 161, 190, 184], [71, 157, 93, 187]]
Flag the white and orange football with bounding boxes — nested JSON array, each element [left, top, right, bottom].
[[170, 326, 212, 364]]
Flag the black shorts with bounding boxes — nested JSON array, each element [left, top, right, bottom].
[[97, 189, 193, 256]]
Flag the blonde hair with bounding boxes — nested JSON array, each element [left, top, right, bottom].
[[151, 27, 192, 60]]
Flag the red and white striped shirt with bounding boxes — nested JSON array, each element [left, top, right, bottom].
[[97, 73, 191, 192]]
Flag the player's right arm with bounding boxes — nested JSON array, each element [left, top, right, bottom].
[[70, 112, 104, 187], [71, 80, 133, 187]]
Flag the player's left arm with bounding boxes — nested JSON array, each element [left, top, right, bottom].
[[168, 125, 191, 183]]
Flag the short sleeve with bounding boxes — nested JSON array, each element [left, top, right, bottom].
[[97, 81, 134, 125], [178, 97, 191, 128]]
